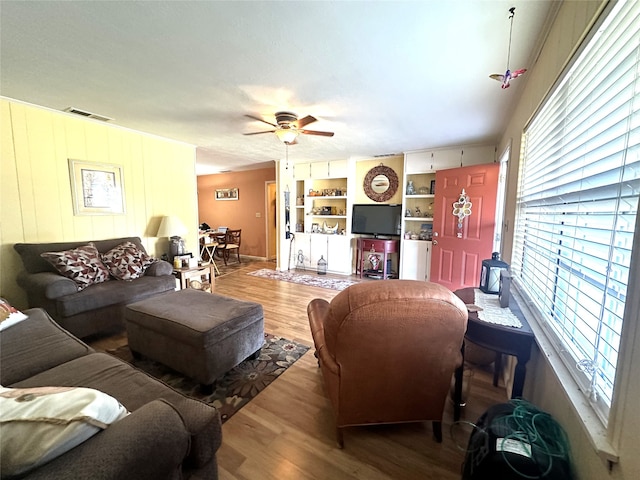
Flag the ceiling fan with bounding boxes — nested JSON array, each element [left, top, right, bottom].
[[243, 111, 334, 145]]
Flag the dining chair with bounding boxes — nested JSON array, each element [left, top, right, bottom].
[[221, 229, 241, 265]]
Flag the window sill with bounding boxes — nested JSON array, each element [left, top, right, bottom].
[[511, 286, 619, 467]]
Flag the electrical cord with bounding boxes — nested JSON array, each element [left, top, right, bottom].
[[496, 400, 571, 479], [457, 399, 572, 479]]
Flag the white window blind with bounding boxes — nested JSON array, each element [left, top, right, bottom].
[[513, 0, 640, 422]]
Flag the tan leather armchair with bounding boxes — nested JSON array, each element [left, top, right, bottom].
[[307, 280, 468, 447]]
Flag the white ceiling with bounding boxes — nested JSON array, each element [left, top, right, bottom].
[[0, 1, 557, 175]]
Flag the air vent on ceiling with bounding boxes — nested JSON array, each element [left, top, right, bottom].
[[63, 107, 113, 122], [374, 153, 401, 158]]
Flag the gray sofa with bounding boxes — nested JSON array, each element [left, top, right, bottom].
[[14, 237, 176, 338], [0, 308, 222, 479]]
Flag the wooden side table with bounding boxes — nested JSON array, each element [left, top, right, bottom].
[[452, 287, 535, 421], [173, 264, 215, 291], [356, 237, 399, 279]]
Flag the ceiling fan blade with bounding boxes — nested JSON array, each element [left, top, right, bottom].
[[245, 114, 277, 128], [296, 115, 317, 128], [300, 129, 334, 137], [243, 130, 276, 135]]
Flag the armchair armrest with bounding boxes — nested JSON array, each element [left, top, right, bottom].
[[307, 299, 339, 375], [145, 260, 173, 277], [25, 399, 191, 480], [17, 271, 77, 299]]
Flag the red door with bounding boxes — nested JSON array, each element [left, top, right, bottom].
[[430, 163, 500, 291]]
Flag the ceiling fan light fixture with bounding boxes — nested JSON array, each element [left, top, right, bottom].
[[275, 128, 299, 144]]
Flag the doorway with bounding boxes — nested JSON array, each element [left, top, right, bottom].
[[266, 181, 277, 261]]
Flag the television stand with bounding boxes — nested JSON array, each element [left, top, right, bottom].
[[356, 238, 399, 279]]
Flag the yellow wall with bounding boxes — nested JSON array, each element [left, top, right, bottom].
[[498, 2, 640, 479], [354, 156, 404, 204], [1, 98, 198, 309]]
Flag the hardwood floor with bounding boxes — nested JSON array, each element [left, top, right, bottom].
[[91, 261, 509, 480]]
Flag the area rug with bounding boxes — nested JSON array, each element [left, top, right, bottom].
[[248, 268, 357, 290], [108, 333, 309, 423]]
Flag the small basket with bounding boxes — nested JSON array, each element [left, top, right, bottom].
[[189, 280, 211, 293]]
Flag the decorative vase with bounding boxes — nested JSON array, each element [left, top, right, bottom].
[[406, 180, 416, 195]]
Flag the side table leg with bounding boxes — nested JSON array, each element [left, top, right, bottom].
[[453, 342, 465, 421], [511, 358, 527, 399]]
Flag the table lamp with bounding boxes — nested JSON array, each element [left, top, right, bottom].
[[157, 215, 188, 260]]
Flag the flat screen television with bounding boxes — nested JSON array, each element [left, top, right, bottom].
[[351, 204, 401, 237]]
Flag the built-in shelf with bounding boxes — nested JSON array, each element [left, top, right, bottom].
[[306, 195, 347, 200], [405, 216, 434, 221]]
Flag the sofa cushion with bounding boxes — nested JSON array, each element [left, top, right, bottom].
[[55, 275, 176, 318], [0, 385, 128, 477], [11, 352, 222, 470], [15, 237, 149, 274], [40, 243, 111, 291], [101, 241, 155, 281], [0, 309, 93, 386]]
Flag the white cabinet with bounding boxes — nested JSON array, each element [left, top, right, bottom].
[[295, 159, 349, 179], [310, 159, 348, 179], [296, 233, 351, 274], [327, 159, 348, 178], [327, 235, 352, 274], [293, 162, 311, 180], [292, 233, 311, 269], [310, 162, 329, 179], [400, 240, 431, 281], [404, 145, 495, 173], [405, 150, 456, 173], [309, 234, 326, 267]]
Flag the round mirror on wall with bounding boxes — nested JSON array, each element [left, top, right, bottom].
[[363, 164, 399, 202]]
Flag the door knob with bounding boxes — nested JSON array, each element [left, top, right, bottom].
[[432, 240, 438, 246]]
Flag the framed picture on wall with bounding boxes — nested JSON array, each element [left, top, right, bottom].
[[68, 159, 125, 215], [215, 188, 239, 200]]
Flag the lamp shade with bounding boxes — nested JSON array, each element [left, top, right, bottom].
[[156, 215, 187, 238], [275, 128, 299, 144]]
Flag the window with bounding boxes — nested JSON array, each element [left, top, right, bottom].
[[513, 0, 639, 423]]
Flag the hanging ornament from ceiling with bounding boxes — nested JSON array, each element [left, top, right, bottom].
[[489, 7, 527, 89]]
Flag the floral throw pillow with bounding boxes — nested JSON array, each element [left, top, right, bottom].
[[101, 241, 155, 280], [40, 243, 111, 291]]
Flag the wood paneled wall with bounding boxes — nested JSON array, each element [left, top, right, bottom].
[[1, 98, 198, 309]]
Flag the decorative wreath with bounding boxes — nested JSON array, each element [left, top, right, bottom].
[[363, 164, 399, 202]]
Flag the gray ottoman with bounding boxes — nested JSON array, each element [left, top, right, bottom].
[[124, 289, 264, 389]]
